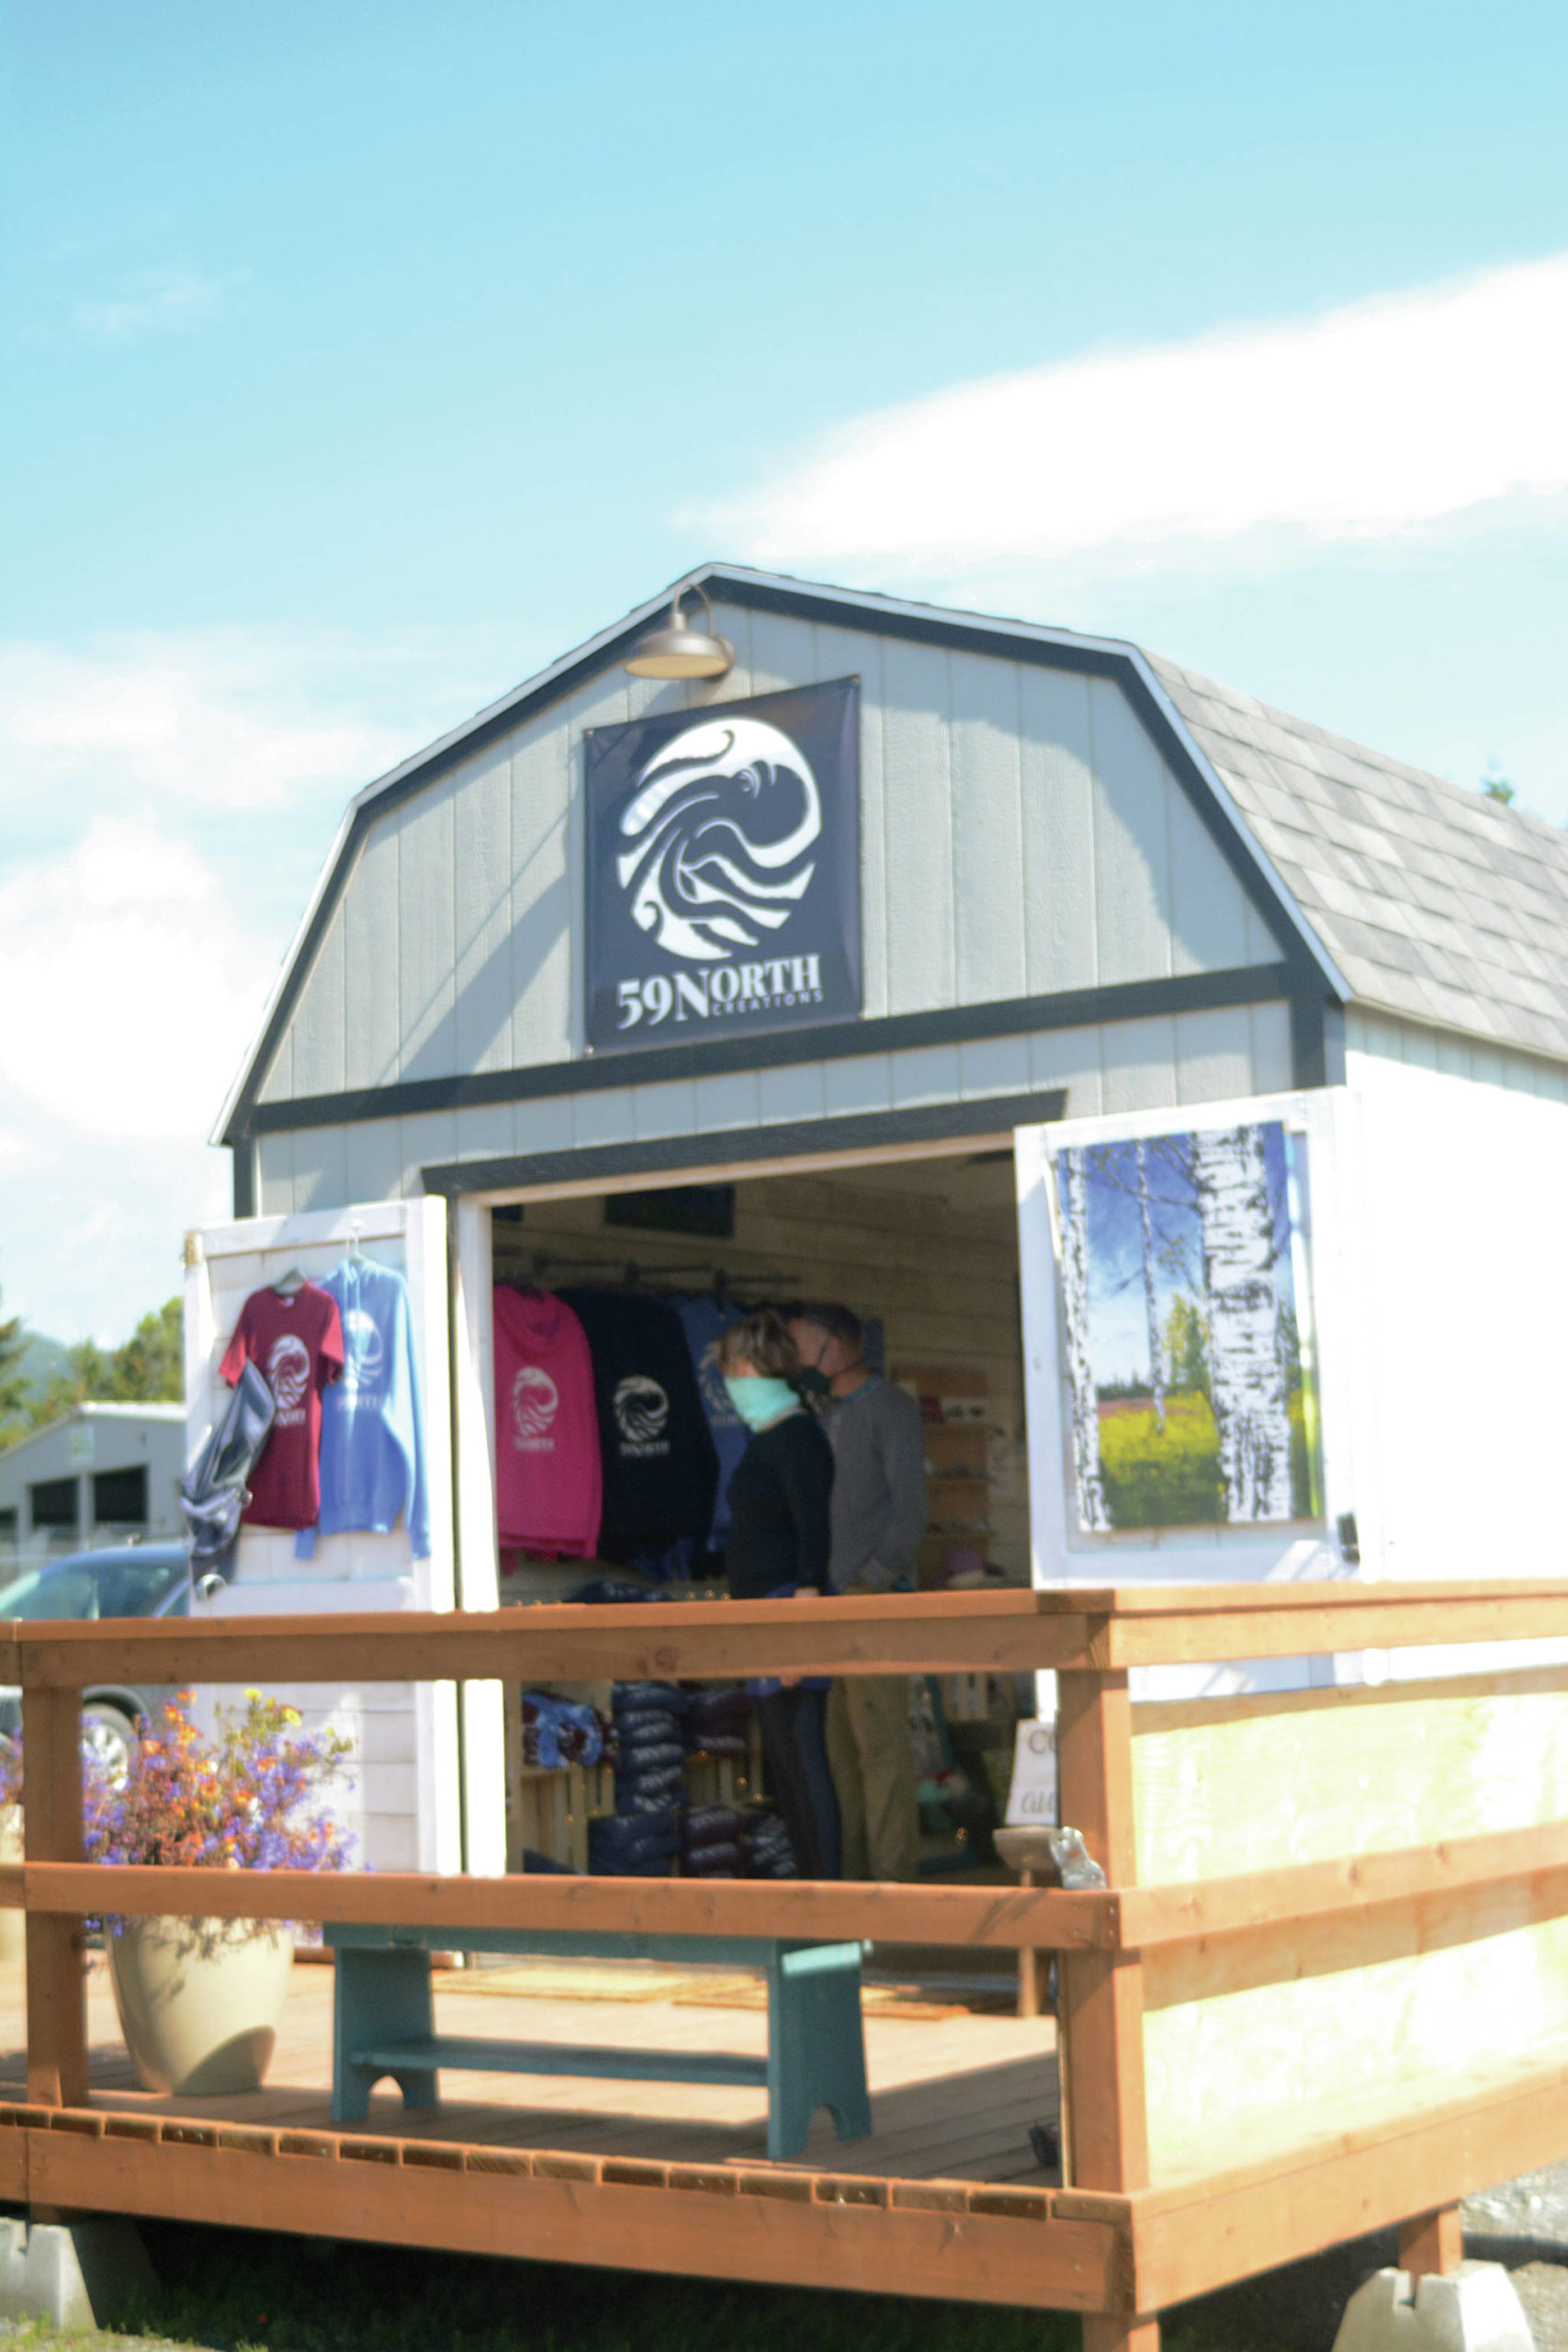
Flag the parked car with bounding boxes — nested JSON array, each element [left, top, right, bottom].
[[0, 1543, 189, 1779]]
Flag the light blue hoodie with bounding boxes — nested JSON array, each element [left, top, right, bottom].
[[295, 1258, 430, 1559]]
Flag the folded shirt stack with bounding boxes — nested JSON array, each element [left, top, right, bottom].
[[588, 1809, 682, 1876], [740, 1807, 799, 1880], [612, 1679, 691, 1816], [681, 1804, 747, 1879], [682, 1686, 752, 1759]]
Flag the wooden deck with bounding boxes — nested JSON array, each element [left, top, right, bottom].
[[0, 1955, 1061, 2187]]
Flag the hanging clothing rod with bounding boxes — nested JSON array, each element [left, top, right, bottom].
[[505, 1251, 799, 1295]]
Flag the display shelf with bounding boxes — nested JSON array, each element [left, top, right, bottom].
[[896, 1363, 997, 1587], [503, 1691, 766, 1876]]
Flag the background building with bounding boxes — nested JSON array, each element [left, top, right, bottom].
[[0, 1402, 186, 1577]]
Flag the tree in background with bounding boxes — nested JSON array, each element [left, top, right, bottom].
[[1482, 763, 1517, 805], [21, 1299, 183, 1430], [105, 1299, 182, 1403], [0, 1291, 28, 1433]]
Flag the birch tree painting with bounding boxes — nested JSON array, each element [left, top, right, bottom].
[[1190, 1125, 1293, 1521], [1056, 1148, 1110, 1532], [1051, 1120, 1314, 1534]]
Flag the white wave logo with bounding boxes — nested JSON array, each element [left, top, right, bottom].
[[614, 1374, 670, 1445], [343, 1308, 383, 1386], [616, 718, 821, 965], [266, 1333, 311, 1412], [512, 1365, 559, 1440]]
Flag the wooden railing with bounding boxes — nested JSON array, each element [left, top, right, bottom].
[[10, 1581, 1568, 2352]]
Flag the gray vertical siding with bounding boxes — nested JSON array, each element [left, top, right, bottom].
[[250, 1002, 1295, 1214], [255, 602, 1283, 1116], [1346, 1010, 1568, 1102]]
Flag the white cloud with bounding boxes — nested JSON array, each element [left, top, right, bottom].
[[705, 254, 1568, 577], [0, 1106, 229, 1341], [0, 633, 410, 810], [0, 623, 513, 1338], [73, 266, 228, 344], [0, 817, 275, 1144]]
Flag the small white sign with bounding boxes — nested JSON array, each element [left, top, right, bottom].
[[1006, 1719, 1057, 1826]]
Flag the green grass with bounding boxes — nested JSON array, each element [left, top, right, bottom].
[[1099, 1391, 1224, 1530], [1098, 1388, 1319, 1529]]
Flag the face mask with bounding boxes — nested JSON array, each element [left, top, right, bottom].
[[724, 1375, 799, 1431], [796, 1366, 833, 1400]]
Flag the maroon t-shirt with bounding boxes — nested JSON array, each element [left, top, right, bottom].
[[220, 1283, 344, 1530]]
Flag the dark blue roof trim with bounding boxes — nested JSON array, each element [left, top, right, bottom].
[[418, 1086, 1070, 1199], [240, 962, 1292, 1138]]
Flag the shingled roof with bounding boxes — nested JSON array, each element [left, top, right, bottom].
[[217, 564, 1568, 1148], [1148, 653, 1568, 1067]]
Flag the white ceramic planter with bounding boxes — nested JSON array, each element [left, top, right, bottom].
[[107, 1917, 294, 2095]]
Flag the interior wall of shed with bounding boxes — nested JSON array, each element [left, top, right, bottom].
[[488, 1146, 1029, 1593]]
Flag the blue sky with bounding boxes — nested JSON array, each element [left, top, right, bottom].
[[1078, 1130, 1295, 1392], [5, 0, 1568, 1339]]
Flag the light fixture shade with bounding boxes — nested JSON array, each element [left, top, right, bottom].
[[624, 597, 735, 679]]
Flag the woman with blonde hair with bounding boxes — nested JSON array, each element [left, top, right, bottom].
[[716, 1308, 840, 1879]]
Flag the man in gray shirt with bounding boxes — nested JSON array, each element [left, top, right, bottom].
[[788, 1305, 924, 1881]]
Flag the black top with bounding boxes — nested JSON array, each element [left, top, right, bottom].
[[724, 1410, 835, 1600], [558, 1289, 718, 1552]]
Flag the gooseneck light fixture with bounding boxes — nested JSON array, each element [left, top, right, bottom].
[[623, 581, 735, 680]]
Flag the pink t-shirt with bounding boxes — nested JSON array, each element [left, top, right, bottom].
[[220, 1282, 344, 1530], [493, 1288, 602, 1557]]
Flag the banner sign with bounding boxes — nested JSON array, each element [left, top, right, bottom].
[[584, 678, 861, 1055]]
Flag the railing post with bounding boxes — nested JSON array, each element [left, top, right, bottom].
[[1400, 2206, 1463, 2279], [1057, 1665, 1156, 2352], [22, 1684, 88, 2109]]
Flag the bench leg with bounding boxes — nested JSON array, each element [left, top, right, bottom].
[[767, 1943, 872, 2162], [333, 1948, 438, 2125]]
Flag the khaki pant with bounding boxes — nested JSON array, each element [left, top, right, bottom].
[[826, 1676, 921, 1882]]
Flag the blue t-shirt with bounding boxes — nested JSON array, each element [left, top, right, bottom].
[[296, 1258, 429, 1559], [675, 1295, 745, 1545]]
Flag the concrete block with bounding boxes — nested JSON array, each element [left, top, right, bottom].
[[0, 2216, 158, 2332], [1332, 2263, 1533, 2352]]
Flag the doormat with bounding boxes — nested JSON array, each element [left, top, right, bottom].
[[432, 1963, 756, 2004], [432, 1962, 1013, 2018], [674, 1981, 1010, 2021]]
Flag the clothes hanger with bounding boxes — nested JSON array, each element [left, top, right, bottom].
[[272, 1265, 307, 1298]]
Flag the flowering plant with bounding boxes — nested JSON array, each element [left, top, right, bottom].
[[0, 1690, 354, 1876]]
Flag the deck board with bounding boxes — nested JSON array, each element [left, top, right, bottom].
[[0, 1957, 1060, 2187]]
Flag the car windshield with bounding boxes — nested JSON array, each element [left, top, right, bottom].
[[0, 1556, 186, 1621]]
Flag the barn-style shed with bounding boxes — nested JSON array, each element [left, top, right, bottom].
[[186, 563, 1568, 1879]]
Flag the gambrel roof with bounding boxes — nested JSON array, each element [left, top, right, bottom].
[[218, 564, 1567, 1143], [1151, 654, 1568, 1064]]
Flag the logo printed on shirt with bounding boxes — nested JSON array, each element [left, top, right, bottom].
[[341, 1307, 384, 1395], [266, 1332, 311, 1427], [614, 1374, 671, 1457], [511, 1365, 559, 1453]]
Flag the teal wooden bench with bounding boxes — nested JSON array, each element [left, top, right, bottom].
[[323, 1923, 872, 2162]]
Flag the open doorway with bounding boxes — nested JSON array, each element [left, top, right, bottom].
[[485, 1142, 1034, 1901]]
